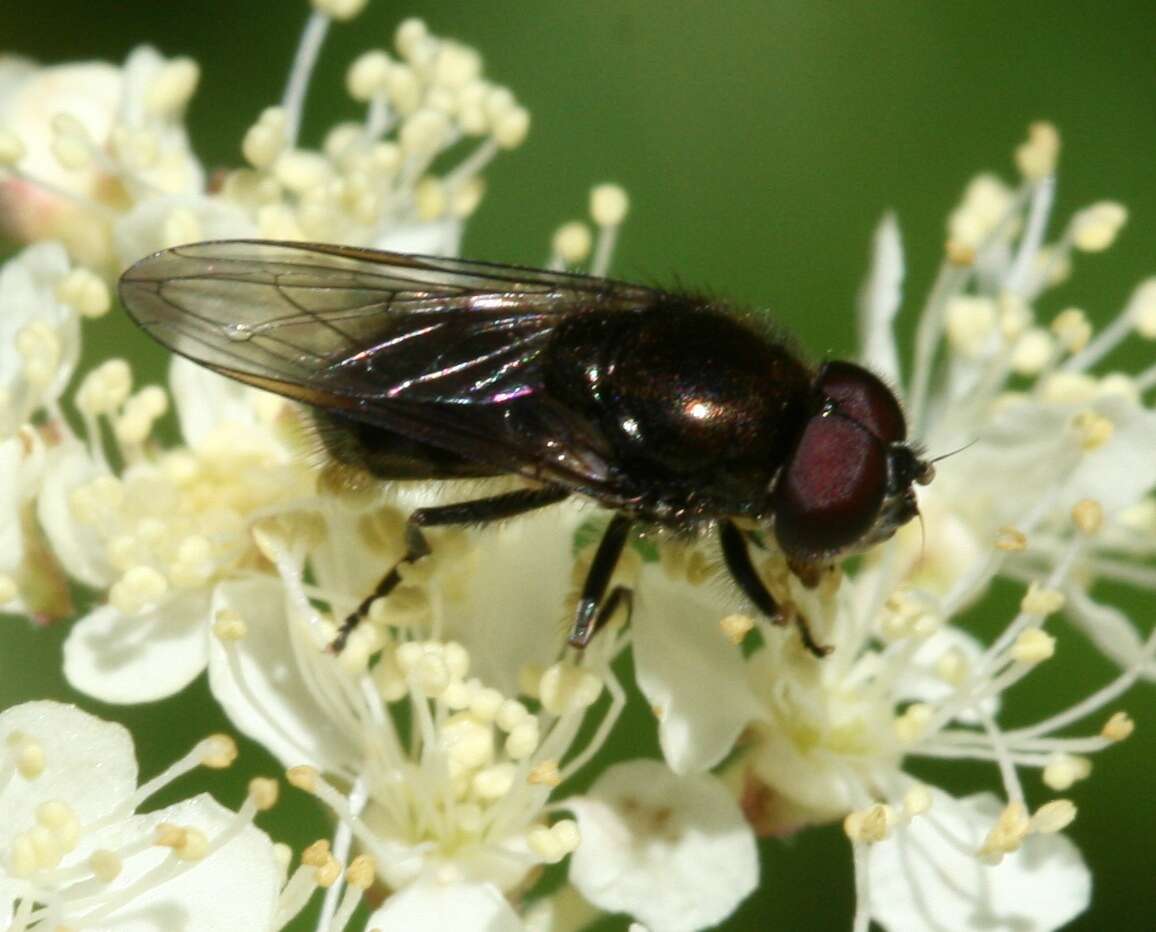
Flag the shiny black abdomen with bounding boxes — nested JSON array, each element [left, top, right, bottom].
[[543, 303, 813, 518]]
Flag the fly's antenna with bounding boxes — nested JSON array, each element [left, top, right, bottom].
[[929, 439, 977, 464]]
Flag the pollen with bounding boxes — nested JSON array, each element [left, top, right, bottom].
[[540, 663, 604, 716], [1042, 753, 1092, 791], [997, 525, 1030, 551], [1071, 201, 1127, 252], [553, 221, 593, 265], [977, 801, 1030, 863], [146, 57, 200, 117], [945, 296, 996, 358], [1071, 499, 1104, 535], [527, 819, 581, 863], [50, 113, 94, 170], [1011, 328, 1054, 376], [843, 803, 894, 844], [1051, 307, 1092, 352], [109, 565, 169, 615], [1009, 627, 1056, 664], [312, 0, 369, 21], [56, 267, 111, 318], [1101, 711, 1134, 742], [287, 765, 320, 793], [16, 322, 62, 386], [590, 184, 630, 227], [720, 613, 755, 645], [1070, 410, 1114, 451], [934, 646, 970, 686], [209, 611, 246, 647], [528, 760, 562, 788], [901, 784, 932, 819], [505, 719, 541, 760], [1031, 799, 1077, 834], [345, 854, 377, 889], [88, 849, 123, 883], [199, 733, 239, 769], [249, 777, 280, 810], [1128, 279, 1156, 338], [347, 50, 392, 101], [75, 360, 132, 418], [242, 107, 288, 170], [1020, 583, 1065, 617], [7, 730, 46, 778], [1014, 121, 1060, 181], [894, 703, 933, 743]]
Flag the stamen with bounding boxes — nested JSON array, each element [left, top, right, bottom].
[[327, 855, 375, 932], [1004, 173, 1055, 295], [281, 11, 333, 149], [117, 734, 236, 817], [589, 184, 629, 278]]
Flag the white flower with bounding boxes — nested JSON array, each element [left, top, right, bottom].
[[0, 47, 203, 271], [5, 6, 1153, 929], [208, 515, 609, 908], [567, 760, 758, 932], [42, 357, 312, 703], [705, 124, 1153, 930], [366, 881, 525, 932], [1, 14, 532, 271], [0, 242, 82, 437], [0, 242, 108, 617], [0, 701, 286, 931], [863, 791, 1089, 932]]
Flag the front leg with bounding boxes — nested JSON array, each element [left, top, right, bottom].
[[569, 514, 633, 647], [329, 485, 570, 652], [718, 519, 831, 658]]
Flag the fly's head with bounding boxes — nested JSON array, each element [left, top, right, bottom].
[[769, 361, 934, 567]]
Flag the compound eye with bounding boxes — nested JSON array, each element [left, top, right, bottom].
[[773, 412, 888, 557], [816, 361, 907, 444]]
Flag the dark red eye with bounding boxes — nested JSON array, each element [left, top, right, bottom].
[[772, 412, 888, 557], [816, 361, 907, 444]]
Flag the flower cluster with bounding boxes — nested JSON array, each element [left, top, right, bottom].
[[2, 3, 1153, 931]]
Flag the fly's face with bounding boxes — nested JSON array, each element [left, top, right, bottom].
[[770, 361, 933, 564]]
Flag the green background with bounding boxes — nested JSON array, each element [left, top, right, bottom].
[[3, 2, 1154, 929]]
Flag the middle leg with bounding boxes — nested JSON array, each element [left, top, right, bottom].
[[330, 484, 571, 652], [718, 519, 831, 658]]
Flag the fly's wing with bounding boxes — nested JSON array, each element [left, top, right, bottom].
[[119, 239, 661, 494]]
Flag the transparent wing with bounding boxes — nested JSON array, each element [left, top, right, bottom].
[[118, 239, 661, 491]]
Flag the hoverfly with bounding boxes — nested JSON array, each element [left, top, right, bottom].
[[119, 240, 934, 656]]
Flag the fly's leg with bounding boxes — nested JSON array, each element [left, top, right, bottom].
[[718, 519, 831, 658], [569, 514, 633, 647], [329, 485, 570, 652]]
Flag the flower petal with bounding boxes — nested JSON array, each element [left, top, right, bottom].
[[893, 625, 999, 723], [206, 576, 360, 769], [0, 700, 136, 850], [633, 568, 760, 773], [439, 504, 580, 695], [167, 356, 269, 451], [63, 590, 210, 703], [867, 791, 1090, 932], [36, 441, 112, 588], [568, 759, 758, 932], [366, 880, 524, 932], [857, 211, 905, 385], [78, 794, 281, 932], [1064, 585, 1154, 679], [372, 217, 463, 257]]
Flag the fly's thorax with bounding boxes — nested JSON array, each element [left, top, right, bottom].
[[544, 304, 813, 492]]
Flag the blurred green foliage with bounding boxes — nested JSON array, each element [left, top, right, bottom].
[[2, 2, 1154, 929]]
